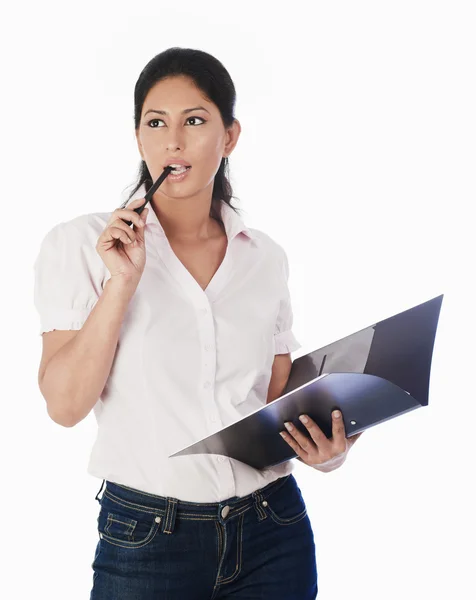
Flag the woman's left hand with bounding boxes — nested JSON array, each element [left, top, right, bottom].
[[279, 410, 363, 473]]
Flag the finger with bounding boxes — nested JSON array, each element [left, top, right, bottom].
[[101, 225, 133, 246], [331, 410, 347, 454], [279, 430, 309, 461], [298, 414, 332, 452], [125, 197, 148, 222], [118, 211, 145, 229], [122, 196, 147, 212], [132, 209, 148, 243], [283, 421, 316, 455], [97, 226, 120, 251], [108, 221, 137, 244], [110, 205, 146, 229]]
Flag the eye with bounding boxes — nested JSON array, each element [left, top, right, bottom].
[[147, 116, 206, 128], [187, 116, 205, 126]]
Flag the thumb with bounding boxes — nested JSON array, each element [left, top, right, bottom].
[[135, 208, 148, 243]]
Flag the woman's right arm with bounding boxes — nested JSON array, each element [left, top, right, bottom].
[[35, 196, 149, 426], [39, 276, 137, 427]]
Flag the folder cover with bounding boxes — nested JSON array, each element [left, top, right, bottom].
[[170, 294, 443, 469]]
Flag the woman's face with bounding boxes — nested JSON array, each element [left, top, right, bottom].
[[135, 75, 241, 200]]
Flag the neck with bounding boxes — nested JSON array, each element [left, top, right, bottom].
[[151, 193, 222, 243]]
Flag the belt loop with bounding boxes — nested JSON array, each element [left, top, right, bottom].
[[95, 479, 105, 503], [163, 498, 178, 534], [253, 490, 268, 521]]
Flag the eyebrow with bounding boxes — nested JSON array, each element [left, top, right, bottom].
[[144, 106, 211, 117]]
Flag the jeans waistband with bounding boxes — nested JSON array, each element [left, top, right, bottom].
[[96, 474, 292, 532]]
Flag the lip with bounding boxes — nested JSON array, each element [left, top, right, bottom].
[[166, 168, 192, 182], [163, 159, 191, 168]]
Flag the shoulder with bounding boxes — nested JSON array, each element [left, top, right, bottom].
[[246, 226, 287, 262], [245, 227, 294, 284], [34, 210, 112, 278], [39, 210, 111, 247]]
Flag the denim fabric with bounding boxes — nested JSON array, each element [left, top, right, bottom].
[[90, 473, 318, 599]]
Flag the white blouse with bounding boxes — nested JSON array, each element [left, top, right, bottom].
[[33, 184, 302, 502]]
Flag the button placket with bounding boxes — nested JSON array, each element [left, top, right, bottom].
[[199, 305, 216, 389], [198, 303, 221, 433]]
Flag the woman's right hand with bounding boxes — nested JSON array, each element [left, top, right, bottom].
[[96, 197, 150, 284]]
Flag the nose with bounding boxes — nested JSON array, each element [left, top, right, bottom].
[[167, 140, 183, 152], [165, 123, 185, 152]]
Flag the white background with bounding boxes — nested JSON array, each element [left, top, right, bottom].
[[2, 1, 474, 598]]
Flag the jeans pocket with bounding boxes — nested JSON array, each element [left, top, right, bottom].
[[264, 481, 308, 526], [97, 497, 161, 549]]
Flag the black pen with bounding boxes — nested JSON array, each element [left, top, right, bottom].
[[122, 165, 174, 226]]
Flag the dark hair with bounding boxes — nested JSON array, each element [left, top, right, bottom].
[[120, 47, 241, 226]]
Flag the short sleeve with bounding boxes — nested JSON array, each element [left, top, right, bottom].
[[274, 248, 302, 355], [33, 221, 104, 336]]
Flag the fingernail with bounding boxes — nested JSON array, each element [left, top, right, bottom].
[[299, 415, 308, 424], [333, 411, 341, 418], [279, 432, 287, 439], [284, 422, 293, 432]]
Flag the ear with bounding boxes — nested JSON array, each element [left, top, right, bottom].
[[223, 119, 241, 159]]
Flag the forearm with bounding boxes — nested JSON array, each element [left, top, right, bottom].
[[266, 355, 293, 404], [266, 379, 288, 404], [40, 277, 137, 426]]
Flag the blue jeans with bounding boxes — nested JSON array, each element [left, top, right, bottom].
[[90, 473, 318, 599]]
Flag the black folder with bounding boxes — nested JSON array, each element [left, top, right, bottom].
[[169, 294, 443, 470]]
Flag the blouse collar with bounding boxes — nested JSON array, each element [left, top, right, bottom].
[[124, 183, 254, 244]]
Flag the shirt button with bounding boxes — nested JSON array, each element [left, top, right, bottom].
[[205, 344, 212, 351], [201, 308, 208, 315], [203, 381, 211, 389]]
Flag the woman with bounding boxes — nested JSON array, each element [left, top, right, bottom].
[[34, 47, 361, 599]]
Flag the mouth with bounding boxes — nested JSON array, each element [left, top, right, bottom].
[[165, 164, 192, 175], [166, 166, 192, 182]]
